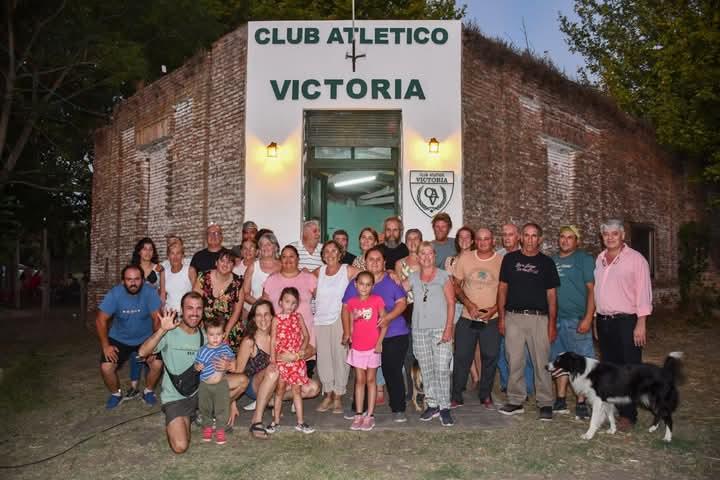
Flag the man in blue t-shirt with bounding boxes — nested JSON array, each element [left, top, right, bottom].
[[97, 265, 162, 409], [550, 225, 596, 419]]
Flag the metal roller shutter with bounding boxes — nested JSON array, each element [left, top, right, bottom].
[[305, 110, 402, 147]]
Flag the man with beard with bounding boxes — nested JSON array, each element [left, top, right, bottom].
[[97, 265, 163, 409], [140, 291, 206, 453], [378, 216, 409, 271]]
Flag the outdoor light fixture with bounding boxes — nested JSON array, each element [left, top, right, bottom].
[[266, 142, 278, 158], [428, 137, 440, 154], [334, 175, 377, 188]]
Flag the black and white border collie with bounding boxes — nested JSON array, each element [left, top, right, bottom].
[[546, 351, 683, 442]]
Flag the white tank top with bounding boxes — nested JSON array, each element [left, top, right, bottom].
[[233, 262, 249, 278], [314, 264, 350, 326], [164, 263, 192, 312], [251, 259, 272, 299], [242, 259, 273, 311]]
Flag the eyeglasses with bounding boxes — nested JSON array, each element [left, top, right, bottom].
[[422, 284, 428, 303]]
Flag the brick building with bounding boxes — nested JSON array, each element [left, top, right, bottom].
[[89, 21, 700, 309]]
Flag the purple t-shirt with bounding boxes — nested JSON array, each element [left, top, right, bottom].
[[342, 274, 408, 338]]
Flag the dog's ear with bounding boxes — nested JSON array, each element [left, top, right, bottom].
[[569, 353, 586, 374]]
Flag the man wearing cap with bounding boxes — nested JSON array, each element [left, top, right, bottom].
[[292, 219, 323, 272], [190, 223, 225, 274], [550, 225, 596, 419], [594, 219, 652, 430], [241, 221, 258, 243]]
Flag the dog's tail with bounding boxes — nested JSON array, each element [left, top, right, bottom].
[[662, 352, 685, 385]]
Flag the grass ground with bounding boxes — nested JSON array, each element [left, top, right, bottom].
[[0, 307, 718, 479]]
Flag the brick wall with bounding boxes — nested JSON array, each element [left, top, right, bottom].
[[460, 35, 701, 286], [88, 26, 248, 312], [89, 24, 701, 313]]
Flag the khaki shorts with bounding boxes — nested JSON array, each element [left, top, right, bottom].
[[161, 395, 198, 426]]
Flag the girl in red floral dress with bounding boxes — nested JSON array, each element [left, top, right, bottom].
[[270, 287, 314, 433]]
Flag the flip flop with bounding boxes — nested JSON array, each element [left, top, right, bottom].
[[249, 422, 269, 440]]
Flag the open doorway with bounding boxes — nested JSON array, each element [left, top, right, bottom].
[[304, 111, 401, 255]]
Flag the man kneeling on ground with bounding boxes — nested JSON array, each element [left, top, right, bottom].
[[97, 265, 163, 409], [139, 291, 248, 453]]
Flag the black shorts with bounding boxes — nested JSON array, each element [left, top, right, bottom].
[[99, 337, 141, 367], [162, 395, 199, 426]]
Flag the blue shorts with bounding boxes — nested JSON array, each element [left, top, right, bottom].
[[245, 375, 257, 401], [550, 317, 595, 360]]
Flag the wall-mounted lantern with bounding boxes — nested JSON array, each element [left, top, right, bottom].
[[266, 141, 278, 158]]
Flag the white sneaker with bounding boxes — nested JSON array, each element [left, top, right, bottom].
[[243, 400, 257, 411]]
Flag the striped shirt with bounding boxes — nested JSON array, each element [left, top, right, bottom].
[[291, 241, 323, 272], [194, 344, 235, 381]]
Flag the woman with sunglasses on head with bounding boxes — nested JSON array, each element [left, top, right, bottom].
[[400, 241, 456, 426]]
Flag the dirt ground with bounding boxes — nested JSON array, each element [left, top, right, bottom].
[[0, 306, 718, 480]]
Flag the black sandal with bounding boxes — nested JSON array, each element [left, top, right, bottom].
[[249, 422, 269, 439]]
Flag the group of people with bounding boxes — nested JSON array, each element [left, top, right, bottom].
[[95, 214, 652, 453]]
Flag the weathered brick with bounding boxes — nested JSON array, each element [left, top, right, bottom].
[[89, 24, 700, 313]]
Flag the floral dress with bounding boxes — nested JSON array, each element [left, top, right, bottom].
[[197, 271, 244, 349], [275, 312, 309, 385]]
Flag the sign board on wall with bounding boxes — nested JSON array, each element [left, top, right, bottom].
[[244, 21, 462, 245], [409, 171, 455, 218]]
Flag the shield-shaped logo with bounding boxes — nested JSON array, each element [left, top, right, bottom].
[[409, 171, 454, 218]]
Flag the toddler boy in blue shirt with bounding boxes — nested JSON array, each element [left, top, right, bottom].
[[195, 316, 235, 445]]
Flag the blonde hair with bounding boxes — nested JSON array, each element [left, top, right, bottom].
[[418, 241, 436, 255]]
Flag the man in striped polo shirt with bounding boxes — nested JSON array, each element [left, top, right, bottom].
[[292, 219, 323, 272]]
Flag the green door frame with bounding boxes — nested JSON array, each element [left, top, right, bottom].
[[304, 147, 400, 242]]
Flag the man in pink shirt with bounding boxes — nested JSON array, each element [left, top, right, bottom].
[[594, 219, 653, 429]]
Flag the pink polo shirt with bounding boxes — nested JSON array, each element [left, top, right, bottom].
[[594, 245, 653, 317]]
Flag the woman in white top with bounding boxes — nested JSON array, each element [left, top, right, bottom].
[[233, 238, 257, 278], [313, 240, 359, 413], [162, 238, 194, 313], [242, 232, 281, 312]]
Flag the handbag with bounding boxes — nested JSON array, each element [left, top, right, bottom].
[[163, 329, 204, 397]]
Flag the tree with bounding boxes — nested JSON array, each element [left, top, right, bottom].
[[0, 0, 245, 268], [560, 1, 720, 184], [247, 0, 465, 20], [1, 0, 466, 276]]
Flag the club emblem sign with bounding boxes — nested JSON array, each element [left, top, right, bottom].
[[410, 171, 454, 218]]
